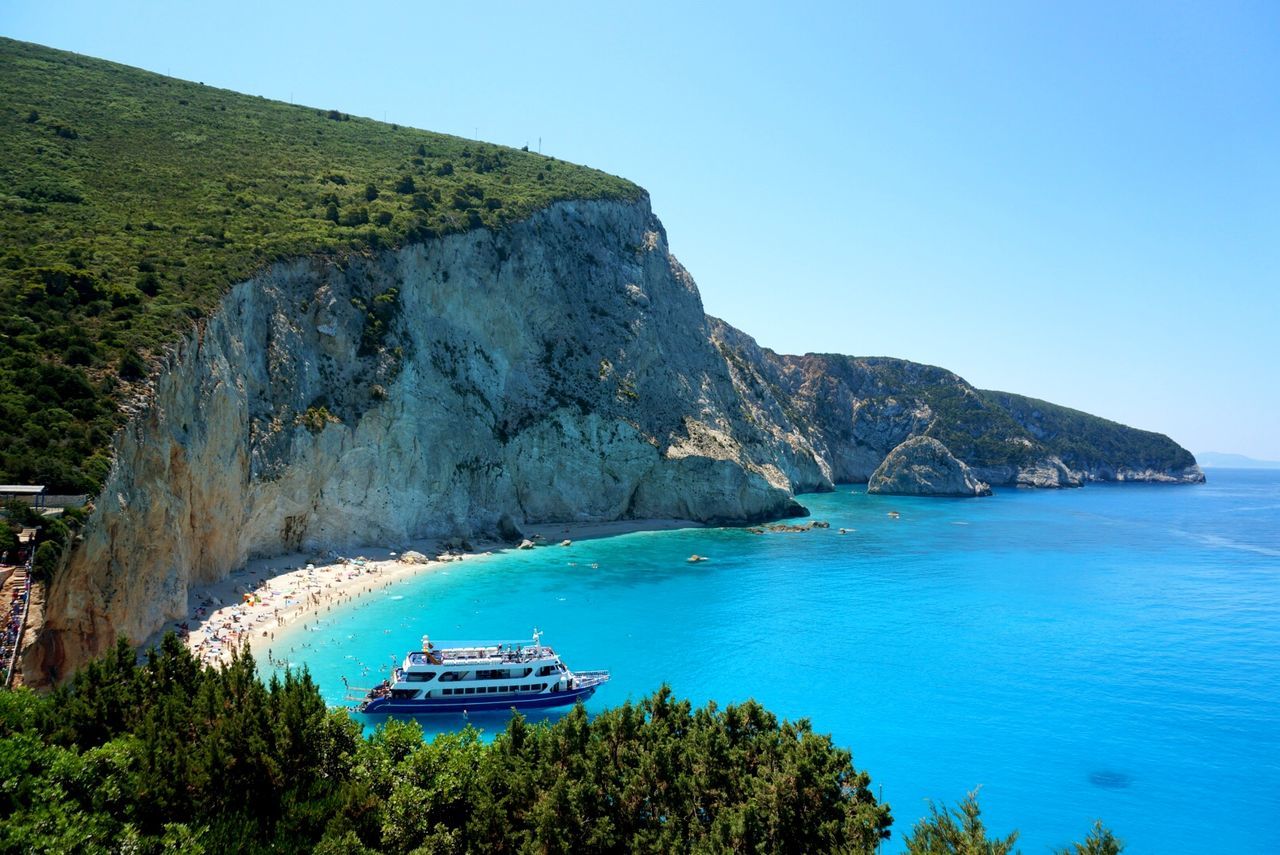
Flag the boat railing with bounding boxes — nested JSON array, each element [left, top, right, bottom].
[[573, 670, 610, 686], [408, 647, 554, 666]]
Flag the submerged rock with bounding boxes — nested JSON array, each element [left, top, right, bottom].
[[867, 437, 992, 498], [761, 520, 829, 533]]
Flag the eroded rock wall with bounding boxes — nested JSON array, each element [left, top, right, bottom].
[[708, 325, 1203, 489], [867, 436, 992, 497], [27, 198, 814, 682], [26, 197, 1204, 683]]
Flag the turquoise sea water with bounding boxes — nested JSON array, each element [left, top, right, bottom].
[[270, 470, 1280, 853]]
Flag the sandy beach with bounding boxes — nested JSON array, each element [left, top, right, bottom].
[[150, 518, 702, 670]]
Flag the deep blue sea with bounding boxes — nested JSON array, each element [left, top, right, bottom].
[[270, 469, 1280, 853]]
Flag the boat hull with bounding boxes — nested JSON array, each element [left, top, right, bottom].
[[359, 682, 600, 715]]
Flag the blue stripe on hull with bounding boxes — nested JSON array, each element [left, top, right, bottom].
[[360, 684, 598, 715]]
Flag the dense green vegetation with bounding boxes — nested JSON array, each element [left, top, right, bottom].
[[829, 357, 1193, 474], [0, 636, 892, 853], [0, 636, 1125, 853], [981, 390, 1197, 473], [0, 635, 1127, 854], [0, 37, 641, 493], [0, 499, 83, 580], [902, 791, 1123, 855]]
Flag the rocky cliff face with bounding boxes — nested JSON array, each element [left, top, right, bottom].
[[27, 198, 814, 683], [867, 436, 992, 497], [708, 332, 1203, 489], [25, 197, 1202, 683]]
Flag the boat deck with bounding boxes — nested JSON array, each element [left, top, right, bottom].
[[408, 645, 555, 666]]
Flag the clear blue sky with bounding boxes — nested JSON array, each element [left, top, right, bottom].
[[6, 2, 1278, 458]]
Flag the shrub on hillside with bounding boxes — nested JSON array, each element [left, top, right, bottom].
[[118, 351, 147, 381]]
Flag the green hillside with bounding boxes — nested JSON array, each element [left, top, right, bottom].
[[981, 390, 1197, 472], [0, 37, 641, 493]]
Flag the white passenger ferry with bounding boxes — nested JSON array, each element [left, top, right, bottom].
[[351, 629, 609, 714]]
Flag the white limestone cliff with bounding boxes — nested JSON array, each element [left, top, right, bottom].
[[26, 198, 813, 682], [866, 436, 993, 497], [23, 196, 1204, 683]]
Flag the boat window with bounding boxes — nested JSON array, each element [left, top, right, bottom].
[[537, 665, 555, 677], [464, 687, 475, 695], [439, 671, 468, 682], [520, 668, 533, 678], [406, 672, 436, 682], [390, 689, 421, 700]]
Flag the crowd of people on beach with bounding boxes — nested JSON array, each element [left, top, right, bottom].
[[1, 567, 31, 683], [182, 554, 407, 669]]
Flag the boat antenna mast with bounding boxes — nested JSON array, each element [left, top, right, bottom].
[[532, 627, 542, 651]]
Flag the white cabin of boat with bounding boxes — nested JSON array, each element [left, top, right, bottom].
[[371, 630, 608, 702]]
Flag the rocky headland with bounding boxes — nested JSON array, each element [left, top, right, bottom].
[[867, 436, 992, 497], [23, 193, 1203, 683]]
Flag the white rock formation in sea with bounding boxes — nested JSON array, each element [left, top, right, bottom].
[[866, 436, 993, 497]]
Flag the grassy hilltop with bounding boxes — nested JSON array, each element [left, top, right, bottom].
[[0, 37, 641, 493]]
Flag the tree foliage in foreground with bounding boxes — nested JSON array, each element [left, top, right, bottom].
[[904, 789, 1020, 855], [0, 635, 891, 853], [0, 635, 1122, 853], [903, 789, 1124, 855]]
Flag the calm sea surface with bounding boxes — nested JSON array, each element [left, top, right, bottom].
[[269, 469, 1280, 853]]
